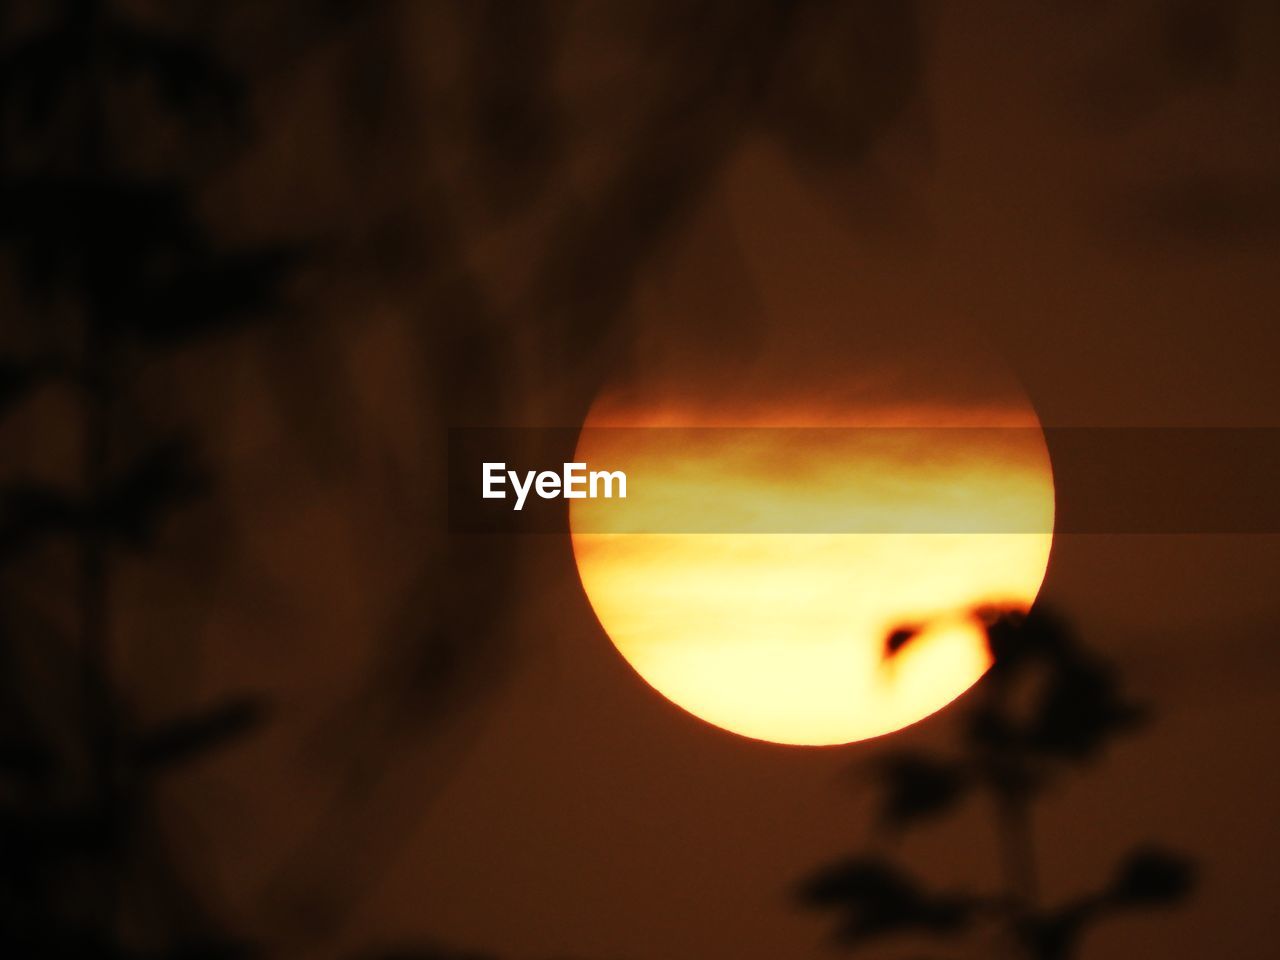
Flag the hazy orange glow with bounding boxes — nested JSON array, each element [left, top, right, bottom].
[[570, 404, 1055, 746]]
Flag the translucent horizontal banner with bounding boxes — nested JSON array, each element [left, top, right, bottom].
[[447, 428, 1280, 534]]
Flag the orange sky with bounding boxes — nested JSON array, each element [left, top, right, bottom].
[[90, 4, 1280, 959]]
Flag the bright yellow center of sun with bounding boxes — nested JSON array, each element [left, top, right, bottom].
[[569, 407, 1055, 746]]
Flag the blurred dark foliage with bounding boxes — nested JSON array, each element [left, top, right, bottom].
[[802, 857, 975, 945], [798, 607, 1197, 959], [231, 0, 930, 940], [2, 0, 955, 956], [0, 0, 284, 955]]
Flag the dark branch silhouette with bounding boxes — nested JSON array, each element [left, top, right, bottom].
[[0, 1, 288, 955], [798, 606, 1196, 960]]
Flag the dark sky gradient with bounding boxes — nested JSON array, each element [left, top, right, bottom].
[[18, 3, 1275, 959]]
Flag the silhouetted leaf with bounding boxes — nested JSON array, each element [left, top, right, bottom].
[[799, 856, 975, 945], [1028, 656, 1147, 761], [133, 247, 297, 344], [133, 697, 267, 772], [972, 606, 1146, 766], [0, 174, 203, 309], [0, 172, 292, 342], [0, 481, 80, 561], [96, 440, 208, 548], [0, 21, 87, 136], [1106, 847, 1196, 907], [0, 805, 116, 860], [0, 734, 53, 783], [982, 606, 1071, 679], [1016, 848, 1197, 958], [110, 19, 244, 123], [1020, 903, 1097, 960], [0, 359, 44, 416], [0, 12, 242, 139], [874, 752, 970, 829], [884, 624, 923, 659]]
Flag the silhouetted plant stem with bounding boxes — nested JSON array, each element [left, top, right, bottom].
[[80, 330, 119, 944], [800, 608, 1194, 957], [1, 1, 290, 953], [996, 790, 1038, 959], [73, 0, 123, 939]]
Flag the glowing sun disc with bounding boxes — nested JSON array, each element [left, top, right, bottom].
[[570, 409, 1055, 746]]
